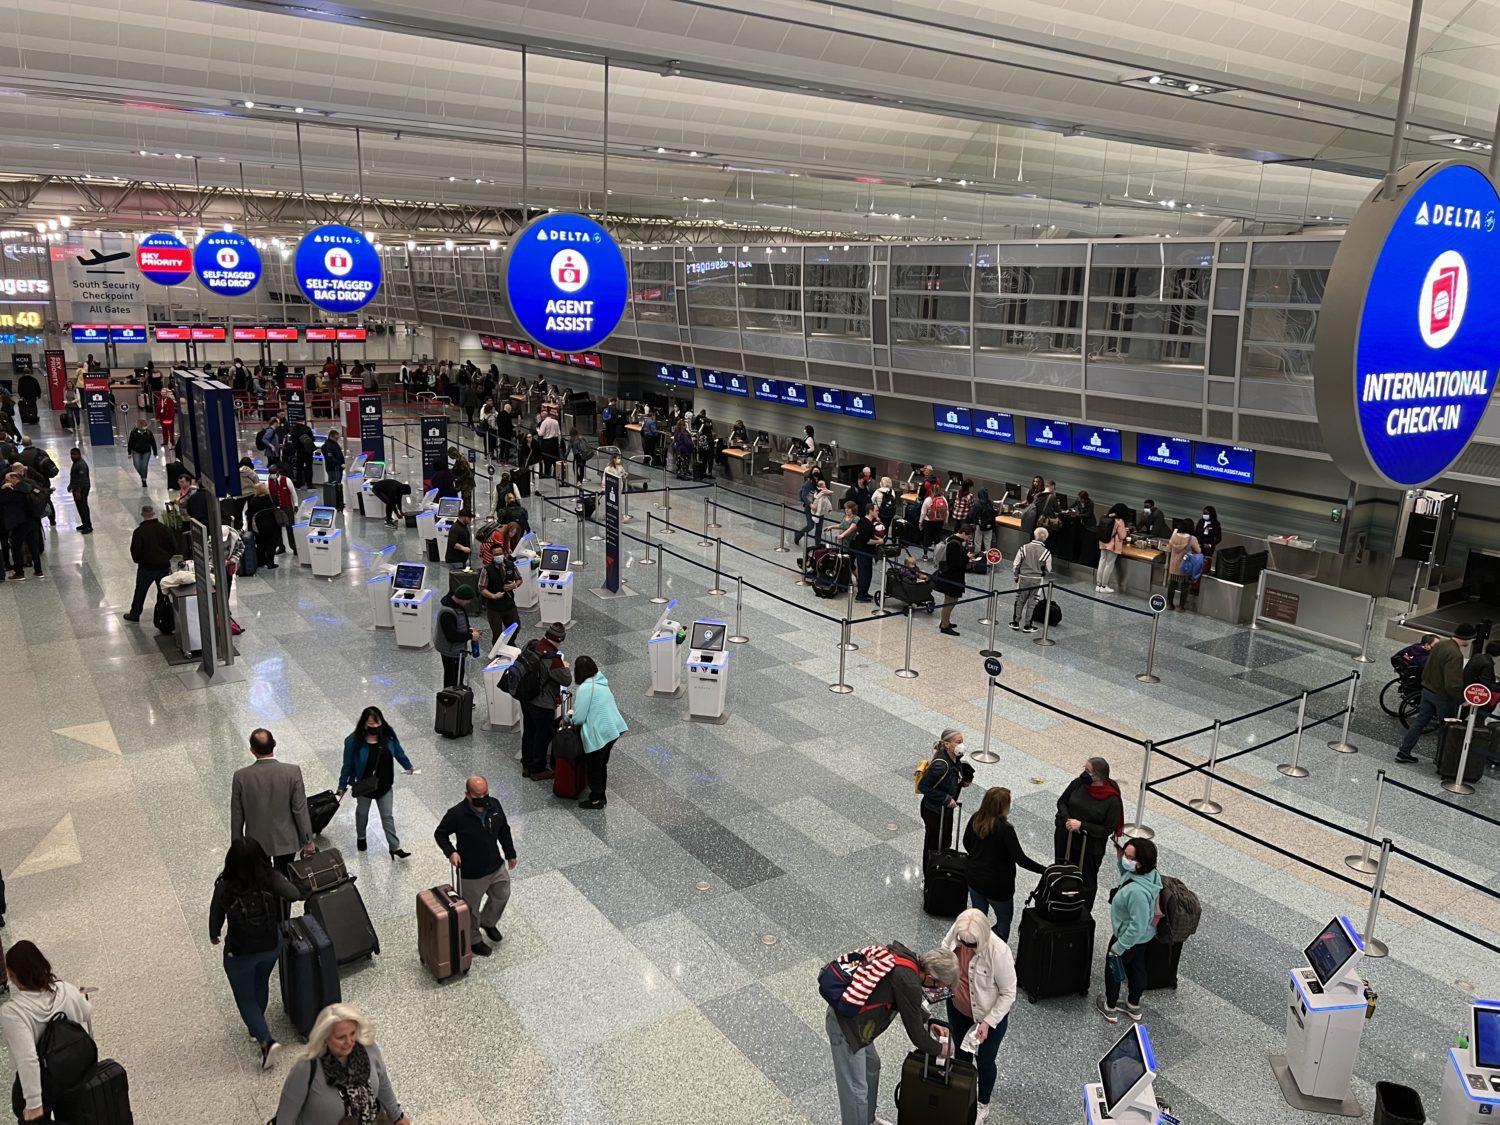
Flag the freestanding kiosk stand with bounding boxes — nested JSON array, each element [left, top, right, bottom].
[[434, 496, 462, 559], [647, 600, 684, 697], [1084, 1024, 1161, 1125], [292, 497, 319, 567], [415, 488, 440, 555], [1439, 1000, 1500, 1125], [307, 506, 344, 577], [686, 619, 729, 721], [312, 448, 328, 486], [356, 460, 386, 518], [514, 533, 541, 610], [537, 545, 575, 628], [482, 623, 523, 731], [369, 565, 396, 628], [1273, 915, 1369, 1116], [390, 563, 434, 649]]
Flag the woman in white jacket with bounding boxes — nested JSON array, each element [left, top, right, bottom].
[[940, 908, 1018, 1122], [2, 941, 93, 1121]]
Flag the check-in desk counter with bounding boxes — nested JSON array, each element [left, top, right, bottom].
[[623, 422, 644, 456], [782, 462, 809, 507], [1116, 542, 1168, 595], [1199, 574, 1257, 624], [995, 514, 1024, 559], [722, 446, 752, 481]]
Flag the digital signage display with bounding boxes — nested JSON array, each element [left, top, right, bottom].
[[1192, 441, 1256, 483], [233, 326, 267, 342], [701, 368, 725, 392], [933, 404, 971, 435], [190, 325, 226, 342], [1136, 432, 1192, 474], [844, 391, 876, 419], [723, 372, 749, 397], [1074, 426, 1122, 461], [153, 325, 193, 342], [753, 377, 781, 402], [70, 324, 109, 344], [1025, 417, 1071, 452], [110, 325, 149, 344], [971, 410, 1015, 443], [813, 386, 844, 414], [266, 326, 299, 342], [780, 382, 807, 407]]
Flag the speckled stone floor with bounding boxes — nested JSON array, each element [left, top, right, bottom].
[[1, 416, 1496, 1125]]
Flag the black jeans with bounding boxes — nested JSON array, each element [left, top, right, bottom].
[[521, 702, 555, 774], [921, 801, 956, 860], [129, 565, 170, 617], [854, 553, 873, 598], [1105, 940, 1148, 1008], [440, 653, 465, 689], [73, 490, 91, 531], [587, 740, 615, 798]]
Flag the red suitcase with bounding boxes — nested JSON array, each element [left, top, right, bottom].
[[553, 755, 586, 799]]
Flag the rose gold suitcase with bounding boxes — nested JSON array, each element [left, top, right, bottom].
[[416, 881, 472, 981]]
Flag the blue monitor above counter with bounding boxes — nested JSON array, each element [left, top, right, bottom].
[[972, 410, 1015, 443], [1136, 433, 1192, 474], [780, 382, 807, 407], [1025, 417, 1072, 452], [1074, 426, 1122, 462], [656, 363, 696, 387], [723, 372, 749, 397], [1193, 441, 1256, 484], [753, 377, 780, 402], [933, 404, 971, 435], [701, 368, 725, 392], [844, 392, 876, 419], [813, 386, 844, 414]]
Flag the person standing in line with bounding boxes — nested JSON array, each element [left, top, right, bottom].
[[121, 504, 176, 619], [567, 655, 628, 809], [450, 448, 476, 514], [1010, 527, 1053, 633], [933, 523, 974, 637], [229, 728, 316, 876], [231, 456, 259, 531], [963, 786, 1046, 941], [433, 585, 480, 689], [2, 941, 94, 1122], [321, 430, 346, 510], [444, 509, 474, 568], [126, 416, 157, 488], [919, 479, 950, 556], [336, 706, 414, 859], [1054, 757, 1123, 913], [65, 447, 91, 535], [940, 908, 1019, 1123], [1165, 519, 1201, 611], [918, 728, 972, 861], [273, 1004, 411, 1125], [518, 622, 572, 781], [1095, 504, 1130, 594], [478, 396, 499, 459], [536, 406, 562, 479], [794, 468, 819, 547], [0, 472, 25, 581], [61, 380, 81, 433], [208, 838, 303, 1070], [1397, 623, 1473, 763], [478, 534, 522, 644], [1096, 839, 1162, 1025], [245, 482, 283, 570], [809, 475, 835, 551], [434, 776, 517, 957]]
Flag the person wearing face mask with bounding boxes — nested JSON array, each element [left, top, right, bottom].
[[962, 787, 1046, 941], [1193, 504, 1222, 563], [1396, 623, 1475, 763], [1134, 499, 1168, 539], [433, 776, 517, 957], [1096, 839, 1162, 1025], [336, 706, 415, 859], [940, 908, 1019, 1122], [918, 728, 974, 861], [1053, 758, 1124, 912]]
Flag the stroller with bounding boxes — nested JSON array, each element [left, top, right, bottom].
[[879, 555, 936, 613], [807, 547, 851, 599]]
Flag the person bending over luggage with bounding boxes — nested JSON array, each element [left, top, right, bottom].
[[434, 776, 517, 957], [963, 787, 1045, 941], [918, 728, 973, 861], [1096, 839, 1162, 1025], [337, 706, 415, 859], [518, 622, 573, 781], [2, 941, 95, 1122], [824, 943, 958, 1125], [209, 839, 304, 1070], [1054, 757, 1123, 912], [274, 1004, 410, 1125], [940, 908, 1018, 1120]]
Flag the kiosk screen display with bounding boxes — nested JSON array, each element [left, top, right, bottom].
[[540, 546, 570, 572], [1099, 1026, 1153, 1117], [1305, 918, 1358, 985], [308, 507, 336, 529], [1472, 1005, 1500, 1069], [364, 461, 386, 481], [437, 497, 462, 519], [393, 563, 426, 590], [691, 621, 726, 652]]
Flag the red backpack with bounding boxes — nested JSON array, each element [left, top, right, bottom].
[[929, 495, 949, 523]]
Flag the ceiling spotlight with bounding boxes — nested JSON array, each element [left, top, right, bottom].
[[173, 153, 182, 159], [448, 176, 457, 182], [1147, 75, 1162, 85], [1185, 83, 1201, 93], [687, 151, 701, 158], [243, 100, 255, 108], [444, 239, 455, 250], [489, 239, 499, 249], [138, 149, 147, 156], [34, 221, 45, 234], [656, 147, 667, 154], [957, 179, 968, 186], [58, 215, 71, 229], [475, 178, 483, 184], [1132, 72, 1227, 96], [405, 239, 415, 250], [373, 242, 382, 251], [294, 106, 305, 114], [45, 219, 57, 231], [222, 222, 233, 231], [364, 230, 375, 240], [279, 249, 289, 260]]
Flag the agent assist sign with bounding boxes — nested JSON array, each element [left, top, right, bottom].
[[1314, 161, 1500, 487], [502, 212, 627, 353]]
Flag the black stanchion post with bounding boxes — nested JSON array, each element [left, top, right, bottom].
[[896, 606, 918, 679], [709, 539, 727, 597], [728, 577, 748, 644], [1344, 769, 1385, 874], [829, 620, 853, 694], [1033, 580, 1056, 647], [1277, 691, 1311, 778], [1328, 672, 1360, 753], [1123, 741, 1155, 839], [1360, 838, 1392, 958], [1189, 720, 1224, 815]]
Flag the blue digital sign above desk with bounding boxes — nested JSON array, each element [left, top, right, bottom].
[[1137, 433, 1192, 474], [701, 368, 725, 392], [754, 378, 780, 402], [656, 363, 697, 387], [1026, 418, 1071, 452], [972, 411, 1015, 443], [780, 382, 807, 407], [934, 404, 970, 435], [813, 387, 844, 414], [845, 392, 876, 419], [1074, 427, 1121, 461], [1193, 442, 1256, 483], [724, 373, 748, 397]]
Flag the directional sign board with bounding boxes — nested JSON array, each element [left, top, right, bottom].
[[1149, 593, 1168, 614]]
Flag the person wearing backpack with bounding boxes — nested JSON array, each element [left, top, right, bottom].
[[918, 728, 972, 861], [971, 487, 997, 551], [939, 908, 1018, 1122], [1096, 838, 1162, 1025], [962, 787, 1046, 942], [919, 482, 949, 556], [516, 622, 573, 781], [933, 524, 974, 636], [208, 839, 304, 1070], [1165, 520, 1202, 611], [1054, 757, 1124, 912], [2, 939, 95, 1119]]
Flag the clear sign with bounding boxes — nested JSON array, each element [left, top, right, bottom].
[[1074, 426, 1122, 461], [1025, 417, 1071, 451], [813, 386, 845, 414], [501, 211, 628, 353], [845, 392, 876, 419], [1136, 432, 1192, 473], [780, 382, 808, 407], [1193, 441, 1256, 483], [753, 377, 781, 402], [193, 231, 262, 297], [972, 410, 1015, 443], [933, 404, 971, 435], [294, 224, 382, 314]]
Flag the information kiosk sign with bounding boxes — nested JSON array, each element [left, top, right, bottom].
[[501, 212, 627, 353], [294, 225, 382, 313], [1314, 160, 1500, 487]]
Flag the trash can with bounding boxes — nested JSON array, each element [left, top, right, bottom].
[[1373, 1081, 1425, 1125]]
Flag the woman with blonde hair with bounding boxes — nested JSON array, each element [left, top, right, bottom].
[[962, 787, 1045, 941], [273, 1003, 410, 1124], [939, 908, 1018, 1123]]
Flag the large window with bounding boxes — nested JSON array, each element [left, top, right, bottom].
[[975, 247, 1084, 357], [1087, 243, 1212, 367], [805, 259, 870, 340], [629, 257, 676, 325], [1242, 243, 1333, 382], [889, 247, 971, 347]]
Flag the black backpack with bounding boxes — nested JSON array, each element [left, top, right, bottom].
[[500, 646, 544, 701], [225, 885, 279, 949], [37, 1011, 99, 1097], [298, 431, 314, 454], [877, 491, 897, 528], [36, 452, 58, 479]]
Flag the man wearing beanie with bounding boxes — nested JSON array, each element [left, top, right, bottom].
[[1397, 622, 1474, 762], [435, 584, 480, 689], [518, 621, 572, 780]]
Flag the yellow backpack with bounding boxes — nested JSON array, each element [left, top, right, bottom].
[[913, 759, 930, 794]]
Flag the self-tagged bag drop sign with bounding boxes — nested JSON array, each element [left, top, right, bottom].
[[194, 231, 262, 297], [294, 224, 382, 313]]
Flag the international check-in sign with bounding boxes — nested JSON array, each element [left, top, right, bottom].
[[1464, 683, 1494, 709], [1314, 161, 1500, 487], [295, 224, 382, 313], [501, 212, 628, 353], [194, 231, 261, 297]]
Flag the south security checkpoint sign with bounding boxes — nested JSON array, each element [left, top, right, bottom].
[[194, 231, 261, 297], [502, 212, 628, 354], [137, 233, 192, 286], [294, 224, 382, 314], [1314, 160, 1500, 487]]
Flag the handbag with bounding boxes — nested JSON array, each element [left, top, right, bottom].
[[350, 774, 381, 800], [551, 722, 584, 761]]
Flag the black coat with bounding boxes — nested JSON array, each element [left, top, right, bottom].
[[963, 816, 1046, 902]]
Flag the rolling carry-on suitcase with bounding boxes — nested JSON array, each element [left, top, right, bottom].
[[279, 916, 340, 1038], [895, 1031, 978, 1124], [1143, 934, 1183, 991], [1437, 718, 1488, 782], [417, 880, 472, 982], [1014, 906, 1094, 1003], [307, 790, 340, 838], [287, 847, 349, 897], [19, 398, 38, 425], [57, 1059, 133, 1124], [305, 879, 380, 965], [922, 801, 967, 918], [552, 754, 586, 799], [436, 652, 474, 739]]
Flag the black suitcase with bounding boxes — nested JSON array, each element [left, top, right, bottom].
[[895, 1046, 978, 1125], [436, 684, 474, 738], [279, 916, 340, 1038], [1014, 906, 1094, 1003], [1436, 719, 1488, 782], [304, 879, 380, 965], [56, 1059, 132, 1124], [307, 790, 340, 837], [19, 398, 38, 425], [1030, 599, 1062, 627], [923, 852, 968, 918], [1143, 935, 1183, 991], [448, 567, 480, 597]]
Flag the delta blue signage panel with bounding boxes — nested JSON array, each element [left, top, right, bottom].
[[420, 415, 449, 491], [701, 368, 725, 392], [136, 232, 192, 286], [502, 212, 628, 353], [972, 410, 1015, 443], [1193, 441, 1256, 483], [813, 386, 844, 414], [780, 382, 807, 407], [1025, 417, 1071, 452], [358, 394, 384, 458], [845, 392, 876, 419], [193, 231, 262, 297], [1136, 432, 1192, 474], [71, 325, 109, 345], [294, 224, 381, 313], [723, 372, 749, 397], [655, 363, 676, 385], [753, 377, 780, 402], [934, 404, 971, 435], [655, 363, 695, 386], [1074, 426, 1122, 461]]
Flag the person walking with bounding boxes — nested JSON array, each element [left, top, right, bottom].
[[434, 776, 517, 956], [794, 468, 819, 546], [567, 655, 628, 809], [1010, 527, 1053, 633], [230, 728, 316, 875], [1095, 504, 1129, 594], [518, 622, 572, 781], [1397, 623, 1474, 762], [1096, 838, 1162, 1025], [337, 706, 414, 859], [2, 941, 94, 1122], [126, 416, 157, 487], [433, 585, 479, 689], [208, 838, 303, 1070], [940, 908, 1018, 1122], [963, 786, 1045, 941], [1054, 757, 1123, 912], [478, 535, 522, 645], [66, 448, 92, 535], [273, 1004, 411, 1125], [122, 503, 176, 620], [1165, 520, 1201, 610], [933, 523, 974, 637], [321, 431, 346, 510], [918, 728, 972, 861], [0, 472, 26, 581]]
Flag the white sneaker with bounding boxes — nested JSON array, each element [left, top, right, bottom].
[[875, 1118, 898, 1125], [1100, 586, 1115, 593], [977, 1103, 991, 1123]]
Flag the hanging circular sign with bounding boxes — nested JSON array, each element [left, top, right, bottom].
[[136, 232, 192, 286], [501, 212, 627, 353], [193, 231, 262, 297], [1314, 160, 1500, 487], [294, 224, 382, 313]]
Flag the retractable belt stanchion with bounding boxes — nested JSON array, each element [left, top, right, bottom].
[[978, 566, 997, 627], [699, 498, 713, 547], [659, 484, 672, 528], [1443, 704, 1481, 796], [1189, 720, 1224, 815], [707, 484, 721, 531], [1122, 741, 1156, 839], [573, 513, 586, 568], [829, 619, 854, 694], [728, 577, 748, 644], [650, 550, 668, 605], [1344, 770, 1385, 874], [896, 606, 918, 678], [1360, 838, 1393, 958], [979, 590, 1002, 659], [773, 503, 789, 553], [1354, 598, 1377, 664], [1033, 580, 1056, 647], [639, 512, 656, 565], [1328, 673, 1360, 754], [709, 539, 727, 597], [839, 580, 859, 651], [1277, 691, 1312, 778], [875, 553, 890, 616], [1136, 610, 1162, 684], [973, 673, 1002, 765]]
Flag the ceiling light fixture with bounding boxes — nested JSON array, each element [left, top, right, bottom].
[[294, 106, 304, 114], [1130, 73, 1231, 97], [58, 216, 71, 229], [1428, 133, 1492, 152], [242, 100, 255, 108]]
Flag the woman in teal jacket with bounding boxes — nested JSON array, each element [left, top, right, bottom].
[[1096, 838, 1162, 1024], [337, 706, 414, 858], [567, 656, 627, 809]]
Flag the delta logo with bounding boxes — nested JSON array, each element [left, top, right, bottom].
[[1413, 202, 1492, 231]]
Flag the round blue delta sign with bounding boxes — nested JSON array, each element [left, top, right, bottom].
[[193, 231, 262, 297], [294, 225, 382, 314], [136, 232, 192, 286], [502, 212, 627, 353]]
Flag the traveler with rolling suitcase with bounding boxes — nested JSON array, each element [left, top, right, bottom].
[[433, 776, 517, 958], [1053, 757, 1124, 912], [337, 706, 415, 859], [208, 839, 305, 1069], [962, 787, 1046, 941], [917, 729, 973, 863], [566, 655, 629, 809], [513, 622, 573, 782], [417, 873, 472, 982], [937, 909, 1018, 1122], [1096, 838, 1162, 1025], [273, 1004, 411, 1125], [1011, 528, 1053, 634], [434, 585, 480, 691]]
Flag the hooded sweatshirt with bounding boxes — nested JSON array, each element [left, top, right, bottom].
[[1110, 857, 1164, 953], [1, 982, 94, 1110]]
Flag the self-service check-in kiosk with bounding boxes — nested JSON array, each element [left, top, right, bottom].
[[537, 545, 575, 628], [647, 600, 684, 697], [434, 496, 462, 560], [415, 488, 440, 554], [514, 533, 540, 610], [1085, 1025, 1161, 1125], [292, 497, 319, 567], [1274, 915, 1369, 1114], [356, 459, 385, 518], [686, 619, 729, 721], [307, 506, 344, 578], [1439, 1001, 1500, 1125], [390, 562, 434, 649], [368, 553, 396, 628], [482, 623, 523, 731], [312, 445, 328, 486]]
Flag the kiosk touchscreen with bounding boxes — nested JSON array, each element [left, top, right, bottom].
[[435, 496, 462, 557], [437, 496, 462, 519], [308, 506, 336, 530], [292, 497, 320, 566], [647, 600, 684, 697], [686, 618, 729, 721], [1438, 1001, 1500, 1125], [482, 623, 523, 731], [390, 562, 434, 649], [1085, 1025, 1159, 1125], [356, 460, 385, 517], [1278, 915, 1368, 1110], [538, 545, 575, 627]]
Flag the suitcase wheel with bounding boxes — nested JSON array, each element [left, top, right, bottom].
[[1026, 992, 1037, 1004]]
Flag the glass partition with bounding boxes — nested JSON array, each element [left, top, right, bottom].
[[1087, 242, 1212, 367]]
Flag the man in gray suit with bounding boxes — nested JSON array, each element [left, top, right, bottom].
[[230, 728, 315, 871]]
